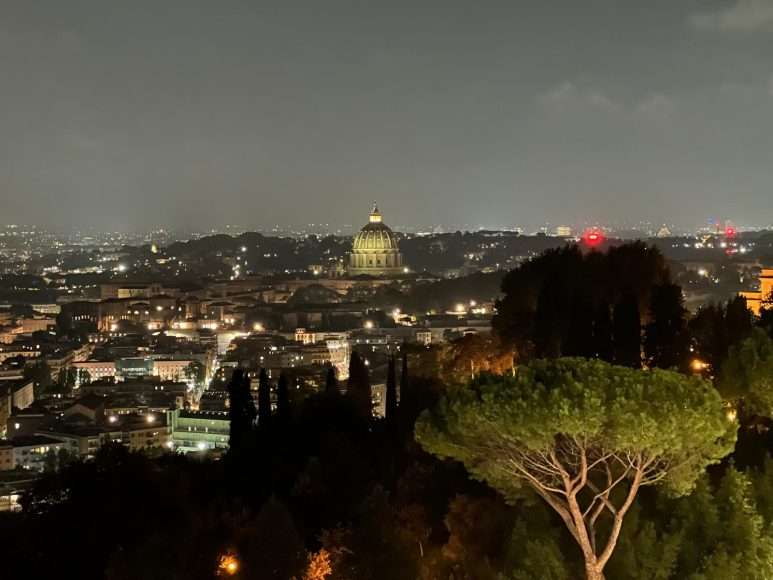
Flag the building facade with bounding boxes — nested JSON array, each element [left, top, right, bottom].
[[741, 268, 773, 315]]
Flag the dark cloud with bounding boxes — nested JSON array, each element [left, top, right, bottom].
[[1, 0, 772, 233]]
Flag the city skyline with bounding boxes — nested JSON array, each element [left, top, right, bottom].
[[3, 0, 773, 232]]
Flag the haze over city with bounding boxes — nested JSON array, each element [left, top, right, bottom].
[[3, 0, 773, 232], [4, 4, 773, 580]]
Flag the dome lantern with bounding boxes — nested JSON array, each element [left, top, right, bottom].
[[369, 202, 382, 223]]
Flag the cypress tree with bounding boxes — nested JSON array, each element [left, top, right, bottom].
[[565, 292, 595, 358], [613, 290, 641, 368], [534, 282, 564, 357], [347, 352, 372, 418], [644, 283, 689, 370], [593, 300, 614, 362], [277, 372, 291, 423], [227, 368, 256, 449], [325, 364, 338, 395], [725, 295, 754, 348], [400, 351, 409, 393], [385, 355, 398, 426], [258, 367, 272, 427]]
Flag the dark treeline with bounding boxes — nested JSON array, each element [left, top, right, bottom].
[[492, 242, 771, 375], [494, 243, 672, 362], [2, 242, 773, 579]]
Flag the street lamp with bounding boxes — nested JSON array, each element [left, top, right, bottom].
[[218, 553, 239, 576]]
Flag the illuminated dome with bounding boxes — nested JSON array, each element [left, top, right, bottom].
[[348, 204, 405, 277]]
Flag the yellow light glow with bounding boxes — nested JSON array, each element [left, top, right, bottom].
[[691, 359, 708, 372], [364, 320, 374, 329], [218, 553, 239, 576]]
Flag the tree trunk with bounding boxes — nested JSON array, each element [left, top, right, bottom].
[[585, 564, 604, 580]]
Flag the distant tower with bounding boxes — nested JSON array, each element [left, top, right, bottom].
[[348, 203, 405, 276]]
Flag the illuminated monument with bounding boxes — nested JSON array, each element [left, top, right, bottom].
[[348, 203, 405, 277], [740, 268, 773, 315]]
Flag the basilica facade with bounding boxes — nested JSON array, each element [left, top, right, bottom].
[[348, 204, 405, 277]]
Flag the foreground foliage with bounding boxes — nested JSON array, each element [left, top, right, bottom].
[[2, 357, 770, 579], [416, 358, 736, 580]]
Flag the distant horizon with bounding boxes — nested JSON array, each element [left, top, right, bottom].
[[2, 218, 772, 240]]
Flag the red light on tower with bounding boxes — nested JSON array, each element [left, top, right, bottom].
[[725, 226, 736, 239], [583, 228, 605, 248]]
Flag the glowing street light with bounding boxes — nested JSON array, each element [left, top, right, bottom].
[[364, 320, 374, 330], [582, 228, 605, 248], [218, 553, 239, 576]]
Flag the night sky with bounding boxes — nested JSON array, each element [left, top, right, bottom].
[[2, 0, 773, 232]]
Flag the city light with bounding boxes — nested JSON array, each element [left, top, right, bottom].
[[582, 228, 605, 248], [3, 8, 771, 577], [218, 553, 239, 576]]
